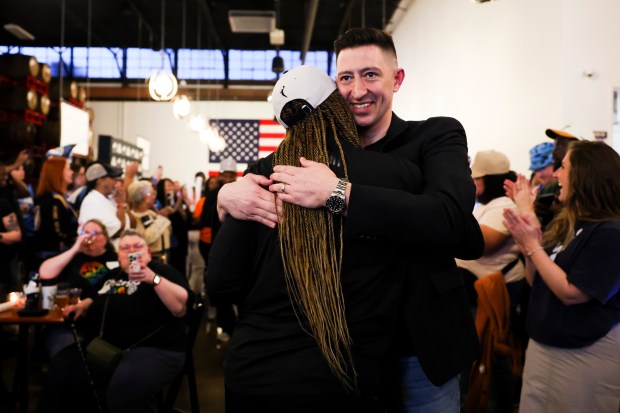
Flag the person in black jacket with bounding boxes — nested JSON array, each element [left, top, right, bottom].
[[35, 157, 78, 262], [208, 65, 429, 412], [217, 28, 483, 412]]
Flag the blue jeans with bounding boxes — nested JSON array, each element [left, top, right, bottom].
[[394, 356, 460, 413]]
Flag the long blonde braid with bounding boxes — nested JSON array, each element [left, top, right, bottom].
[[273, 90, 361, 391]]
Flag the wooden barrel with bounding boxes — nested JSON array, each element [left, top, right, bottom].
[[0, 86, 38, 111], [37, 120, 60, 147], [78, 86, 87, 103], [0, 120, 37, 146], [0, 54, 40, 79], [48, 80, 78, 101], [46, 105, 60, 121], [39, 63, 52, 84], [39, 94, 51, 115]]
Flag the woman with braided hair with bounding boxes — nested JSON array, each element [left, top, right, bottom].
[[206, 65, 423, 412]]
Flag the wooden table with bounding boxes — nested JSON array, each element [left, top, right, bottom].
[[0, 307, 65, 413]]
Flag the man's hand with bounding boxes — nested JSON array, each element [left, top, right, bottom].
[[217, 174, 279, 228], [270, 157, 339, 209]]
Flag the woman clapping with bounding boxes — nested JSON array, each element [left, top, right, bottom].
[[503, 141, 620, 413]]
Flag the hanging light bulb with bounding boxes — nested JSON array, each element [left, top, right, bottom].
[[149, 69, 178, 101], [172, 95, 191, 119], [198, 127, 215, 143], [198, 127, 226, 152], [208, 134, 226, 153], [148, 0, 178, 101], [188, 114, 206, 132]]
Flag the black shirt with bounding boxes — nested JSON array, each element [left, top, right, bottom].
[[85, 260, 190, 352], [58, 249, 118, 299], [528, 220, 620, 348], [207, 138, 423, 395]]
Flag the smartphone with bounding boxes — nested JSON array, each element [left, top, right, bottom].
[[128, 252, 142, 273], [166, 191, 175, 207], [140, 214, 154, 228]]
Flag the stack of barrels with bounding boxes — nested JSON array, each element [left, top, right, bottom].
[[0, 53, 51, 147]]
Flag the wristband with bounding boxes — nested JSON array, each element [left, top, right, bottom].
[[526, 246, 544, 257]]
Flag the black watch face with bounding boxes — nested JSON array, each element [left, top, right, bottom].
[[326, 196, 345, 213]]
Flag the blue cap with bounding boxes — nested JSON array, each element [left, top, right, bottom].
[[529, 142, 554, 171]]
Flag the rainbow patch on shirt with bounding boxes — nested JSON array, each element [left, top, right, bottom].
[[80, 261, 110, 286]]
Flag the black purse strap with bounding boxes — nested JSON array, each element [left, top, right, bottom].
[[98, 294, 110, 338], [501, 255, 523, 276], [97, 293, 167, 350]]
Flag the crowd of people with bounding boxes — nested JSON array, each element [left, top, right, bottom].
[[0, 26, 618, 413], [0, 151, 234, 412]]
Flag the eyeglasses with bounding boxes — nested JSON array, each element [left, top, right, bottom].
[[118, 242, 145, 251], [79, 230, 103, 236]]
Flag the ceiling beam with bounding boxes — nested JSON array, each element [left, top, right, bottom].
[[126, 0, 156, 47], [87, 84, 271, 102], [336, 0, 356, 39], [197, 0, 224, 50], [300, 0, 320, 63]]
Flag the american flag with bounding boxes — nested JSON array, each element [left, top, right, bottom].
[[207, 119, 285, 177]]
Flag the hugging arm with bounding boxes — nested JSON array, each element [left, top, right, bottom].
[[345, 123, 482, 255]]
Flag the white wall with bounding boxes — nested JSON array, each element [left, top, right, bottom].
[[89, 100, 274, 183], [392, 0, 620, 173]]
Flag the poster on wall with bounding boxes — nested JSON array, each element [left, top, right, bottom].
[[60, 101, 89, 156]]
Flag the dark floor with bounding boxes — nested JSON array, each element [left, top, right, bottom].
[[0, 312, 226, 413]]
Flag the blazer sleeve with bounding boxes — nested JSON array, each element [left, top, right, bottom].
[[345, 117, 483, 257]]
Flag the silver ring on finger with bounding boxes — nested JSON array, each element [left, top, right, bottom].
[[280, 183, 287, 193]]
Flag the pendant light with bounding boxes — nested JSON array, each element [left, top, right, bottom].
[[149, 0, 178, 101], [172, 0, 191, 117]]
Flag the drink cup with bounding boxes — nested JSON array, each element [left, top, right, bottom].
[[41, 279, 57, 310], [55, 282, 70, 310], [69, 287, 82, 305]]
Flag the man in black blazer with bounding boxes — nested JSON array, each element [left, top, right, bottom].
[[217, 28, 482, 412]]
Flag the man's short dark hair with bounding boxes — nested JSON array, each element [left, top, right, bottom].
[[334, 28, 398, 59]]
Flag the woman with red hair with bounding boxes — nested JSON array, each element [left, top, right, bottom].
[[35, 157, 78, 262]]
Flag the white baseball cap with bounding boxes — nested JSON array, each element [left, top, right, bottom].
[[219, 156, 237, 173], [271, 65, 336, 129], [470, 150, 510, 178]]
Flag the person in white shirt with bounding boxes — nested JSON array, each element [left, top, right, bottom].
[[78, 161, 131, 250], [456, 149, 525, 412]]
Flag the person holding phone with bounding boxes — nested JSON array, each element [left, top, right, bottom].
[[38, 229, 190, 413], [128, 180, 171, 261]]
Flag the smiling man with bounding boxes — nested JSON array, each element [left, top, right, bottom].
[[217, 28, 482, 412]]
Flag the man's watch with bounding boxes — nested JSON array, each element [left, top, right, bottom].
[[325, 178, 348, 214], [152, 274, 162, 287]]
